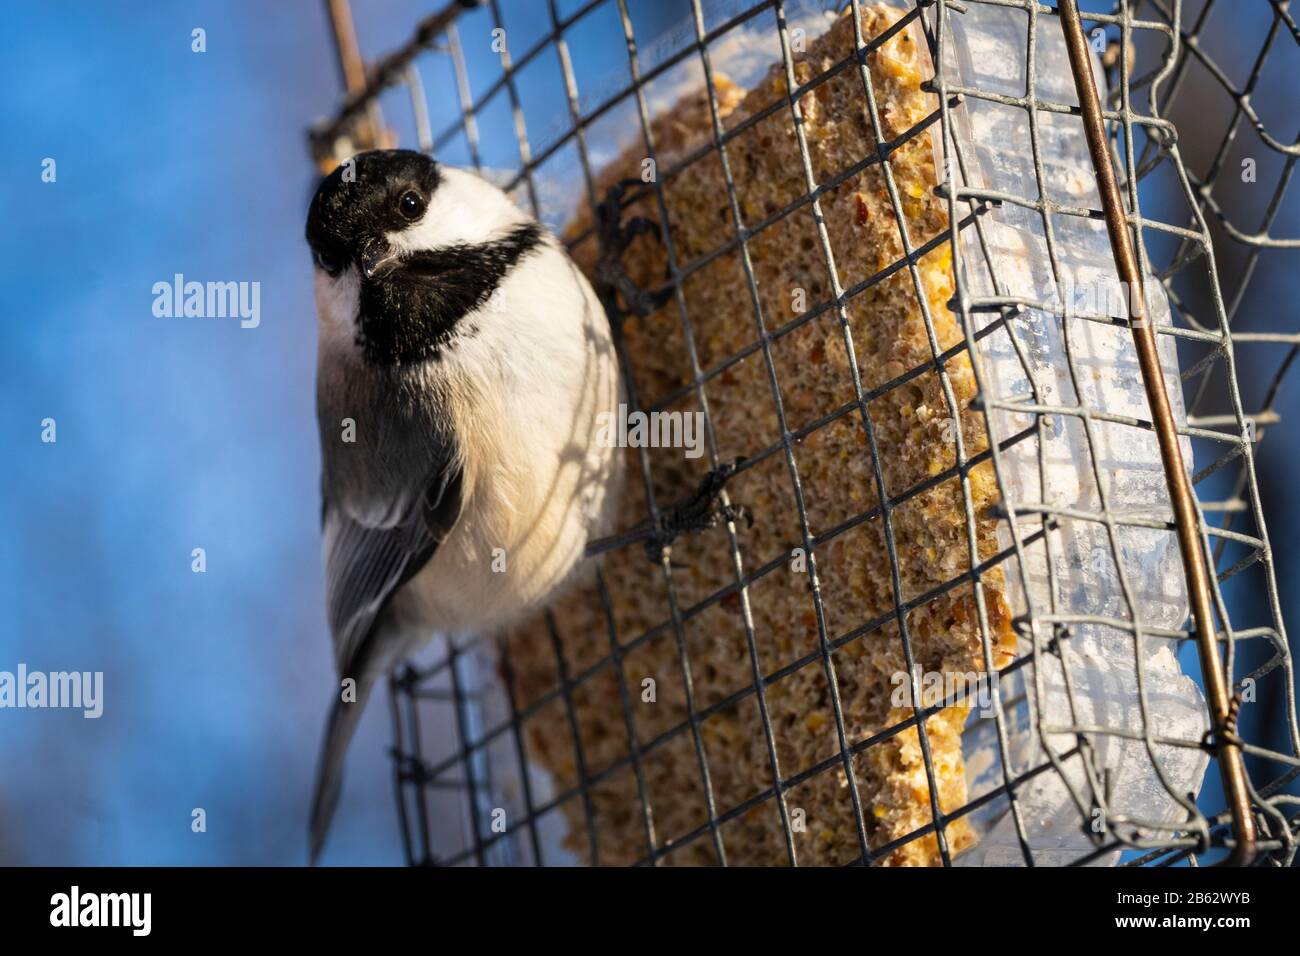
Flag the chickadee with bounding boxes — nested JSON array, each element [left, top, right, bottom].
[[305, 149, 621, 863]]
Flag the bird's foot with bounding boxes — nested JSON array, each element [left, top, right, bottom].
[[643, 458, 751, 562], [582, 458, 751, 563], [594, 178, 673, 320]]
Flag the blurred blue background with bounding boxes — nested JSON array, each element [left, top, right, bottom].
[[0, 0, 689, 867], [0, 0, 1294, 866]]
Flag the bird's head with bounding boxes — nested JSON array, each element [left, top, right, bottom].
[[306, 149, 540, 367]]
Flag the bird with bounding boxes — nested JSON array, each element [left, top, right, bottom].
[[305, 149, 623, 864]]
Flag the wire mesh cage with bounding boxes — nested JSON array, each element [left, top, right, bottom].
[[308, 0, 1300, 866]]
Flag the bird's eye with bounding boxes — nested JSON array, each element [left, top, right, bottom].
[[314, 249, 342, 275], [398, 190, 426, 221]]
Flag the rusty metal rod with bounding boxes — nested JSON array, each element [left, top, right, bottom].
[[314, 0, 479, 165], [317, 0, 398, 171], [1056, 0, 1256, 866], [325, 0, 369, 93]]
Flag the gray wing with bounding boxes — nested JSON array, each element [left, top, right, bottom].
[[322, 461, 463, 679], [310, 457, 461, 864]]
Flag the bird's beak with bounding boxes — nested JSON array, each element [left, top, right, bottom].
[[359, 237, 401, 280]]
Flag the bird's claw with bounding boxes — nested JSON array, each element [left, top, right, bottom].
[[643, 458, 751, 562], [594, 178, 673, 321]]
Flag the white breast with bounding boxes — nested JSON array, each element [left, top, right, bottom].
[[393, 238, 623, 637]]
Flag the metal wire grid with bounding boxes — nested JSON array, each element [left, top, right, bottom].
[[1109, 0, 1300, 863], [309, 0, 1300, 865]]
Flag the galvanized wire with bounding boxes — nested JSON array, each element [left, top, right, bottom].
[[312, 0, 1300, 866]]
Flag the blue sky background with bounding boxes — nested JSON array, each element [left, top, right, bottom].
[[0, 0, 1294, 866], [0, 0, 686, 867]]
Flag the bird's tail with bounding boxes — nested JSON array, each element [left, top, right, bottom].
[[308, 678, 374, 865]]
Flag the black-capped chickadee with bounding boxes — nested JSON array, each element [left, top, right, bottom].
[[305, 150, 622, 864]]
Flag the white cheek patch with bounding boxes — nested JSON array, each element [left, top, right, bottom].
[[385, 166, 528, 255]]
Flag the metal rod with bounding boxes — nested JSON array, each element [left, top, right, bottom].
[[317, 0, 396, 171], [313, 0, 480, 165], [1056, 0, 1256, 866], [325, 0, 368, 92]]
